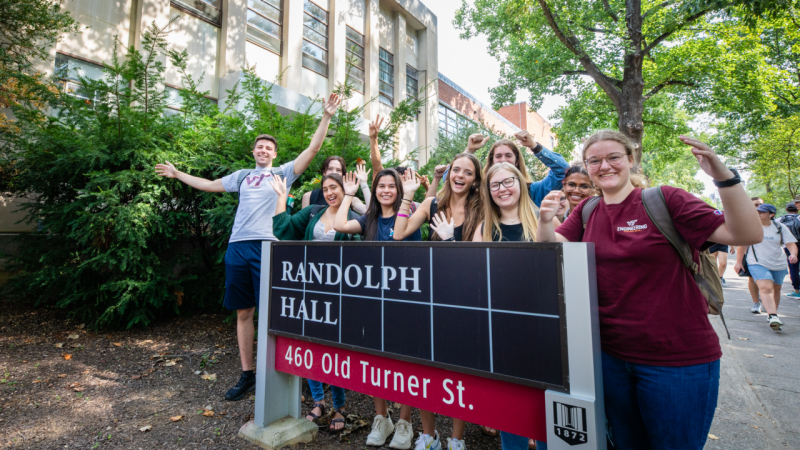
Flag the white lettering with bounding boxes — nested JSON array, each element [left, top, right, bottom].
[[384, 369, 391, 388], [371, 366, 381, 387], [443, 379, 454, 404], [423, 378, 430, 398], [326, 263, 341, 285], [281, 297, 295, 318], [344, 264, 362, 287], [361, 361, 369, 383], [295, 264, 307, 282], [322, 353, 332, 374], [324, 302, 338, 325], [282, 262, 296, 282], [308, 263, 324, 284], [334, 353, 339, 376], [393, 372, 404, 392], [365, 265, 380, 289], [296, 299, 309, 321], [382, 266, 397, 290], [408, 375, 419, 396], [399, 267, 422, 292], [341, 357, 350, 379], [457, 381, 466, 407], [309, 300, 324, 322]]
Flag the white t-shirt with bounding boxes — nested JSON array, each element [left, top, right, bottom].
[[746, 221, 797, 271], [221, 161, 299, 243]]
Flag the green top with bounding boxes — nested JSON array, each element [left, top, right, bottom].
[[272, 205, 361, 242]]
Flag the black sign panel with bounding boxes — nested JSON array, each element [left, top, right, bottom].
[[267, 242, 568, 392]]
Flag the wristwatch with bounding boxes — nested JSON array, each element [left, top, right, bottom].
[[713, 168, 741, 188]]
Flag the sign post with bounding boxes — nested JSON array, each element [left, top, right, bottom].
[[241, 241, 605, 450]]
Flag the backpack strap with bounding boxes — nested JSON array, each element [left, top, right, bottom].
[[641, 187, 730, 339], [310, 188, 322, 206], [236, 169, 253, 193], [772, 219, 784, 246], [581, 196, 603, 229], [307, 204, 326, 221]]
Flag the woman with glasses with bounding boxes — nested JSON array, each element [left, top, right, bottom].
[[537, 130, 762, 449], [561, 164, 594, 220]]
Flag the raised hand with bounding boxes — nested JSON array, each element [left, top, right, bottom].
[[514, 130, 537, 149], [401, 168, 421, 197], [343, 171, 359, 196], [322, 93, 341, 117], [433, 164, 447, 179], [155, 161, 179, 178], [430, 212, 455, 240], [416, 172, 430, 191], [466, 134, 490, 152], [539, 190, 563, 224], [369, 115, 384, 140], [679, 136, 732, 182], [355, 163, 371, 185], [269, 174, 287, 198]]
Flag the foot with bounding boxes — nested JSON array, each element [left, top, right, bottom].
[[786, 292, 800, 298], [720, 277, 727, 288], [415, 432, 441, 450], [306, 402, 326, 422], [768, 314, 783, 331], [366, 414, 394, 446], [224, 372, 256, 401], [447, 438, 465, 450], [750, 302, 762, 314], [479, 425, 498, 437], [528, 439, 536, 449], [389, 419, 413, 449], [330, 408, 346, 432]]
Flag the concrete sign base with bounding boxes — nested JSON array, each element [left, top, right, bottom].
[[239, 417, 318, 450]]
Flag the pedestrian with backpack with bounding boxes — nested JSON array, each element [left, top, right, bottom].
[[779, 201, 800, 298], [536, 130, 761, 449], [734, 203, 799, 330], [154, 93, 341, 401]]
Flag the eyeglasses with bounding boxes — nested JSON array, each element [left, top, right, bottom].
[[584, 152, 627, 169], [489, 176, 518, 192], [563, 181, 593, 192]]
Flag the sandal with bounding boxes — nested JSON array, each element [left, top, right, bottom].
[[305, 402, 326, 422], [329, 407, 346, 432], [480, 425, 498, 437]]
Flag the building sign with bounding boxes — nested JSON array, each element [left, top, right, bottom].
[[268, 242, 568, 391]]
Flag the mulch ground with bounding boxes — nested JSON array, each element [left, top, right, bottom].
[[0, 301, 505, 450]]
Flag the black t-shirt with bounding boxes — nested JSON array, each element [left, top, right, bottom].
[[355, 214, 421, 241], [491, 223, 524, 242], [309, 188, 328, 206]]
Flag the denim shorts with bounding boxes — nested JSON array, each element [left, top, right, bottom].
[[748, 264, 788, 285]]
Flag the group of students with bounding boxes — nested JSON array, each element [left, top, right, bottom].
[[156, 92, 765, 450]]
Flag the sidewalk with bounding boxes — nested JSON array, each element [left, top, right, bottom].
[[705, 261, 799, 449]]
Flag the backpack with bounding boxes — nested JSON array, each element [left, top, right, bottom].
[[581, 187, 730, 339], [779, 214, 800, 241]]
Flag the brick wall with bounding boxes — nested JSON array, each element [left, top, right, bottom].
[[497, 102, 557, 149], [437, 80, 519, 137]]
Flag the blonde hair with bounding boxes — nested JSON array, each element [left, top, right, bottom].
[[581, 130, 647, 191], [481, 162, 539, 242], [485, 140, 533, 184]]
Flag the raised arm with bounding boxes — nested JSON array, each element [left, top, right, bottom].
[[270, 174, 288, 215], [351, 163, 371, 215], [155, 161, 225, 192], [394, 189, 431, 240], [369, 115, 385, 180], [517, 130, 569, 207], [681, 136, 762, 247], [294, 94, 341, 175], [426, 165, 446, 198], [334, 172, 366, 235], [537, 191, 572, 243], [270, 175, 310, 240], [465, 133, 490, 154]]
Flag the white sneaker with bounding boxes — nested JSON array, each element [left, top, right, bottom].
[[414, 432, 442, 450], [366, 415, 395, 446], [768, 315, 783, 331], [751, 302, 762, 314], [447, 437, 465, 450], [389, 419, 413, 449]]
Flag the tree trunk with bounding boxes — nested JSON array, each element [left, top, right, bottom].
[[617, 87, 645, 170]]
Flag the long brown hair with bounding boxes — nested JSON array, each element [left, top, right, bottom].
[[481, 163, 538, 242], [432, 153, 483, 241], [581, 130, 647, 190], [484, 140, 533, 184], [320, 155, 346, 175], [320, 173, 345, 206], [362, 169, 404, 241]]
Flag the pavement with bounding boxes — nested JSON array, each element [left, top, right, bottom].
[[704, 260, 800, 449]]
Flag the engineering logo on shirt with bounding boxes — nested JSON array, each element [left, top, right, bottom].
[[617, 219, 648, 232]]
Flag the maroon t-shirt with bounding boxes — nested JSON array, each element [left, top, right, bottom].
[[557, 187, 726, 366]]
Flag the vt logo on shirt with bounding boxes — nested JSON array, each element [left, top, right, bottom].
[[244, 173, 274, 188], [617, 219, 648, 232]]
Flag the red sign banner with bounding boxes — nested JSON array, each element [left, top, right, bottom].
[[275, 336, 547, 441]]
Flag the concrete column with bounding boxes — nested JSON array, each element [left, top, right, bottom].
[[417, 27, 438, 165], [282, 0, 305, 91], [219, 0, 247, 78], [364, 0, 380, 121], [393, 13, 407, 105], [328, 0, 348, 94]]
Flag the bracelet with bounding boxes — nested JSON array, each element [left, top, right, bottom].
[[397, 214, 409, 218], [401, 198, 412, 203], [345, 194, 355, 197]]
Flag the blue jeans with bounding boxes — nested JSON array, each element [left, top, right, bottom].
[[307, 379, 346, 409], [785, 247, 799, 290], [500, 432, 545, 450], [602, 351, 720, 450]]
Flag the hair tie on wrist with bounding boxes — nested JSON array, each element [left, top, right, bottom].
[[397, 213, 409, 218], [345, 194, 354, 197]]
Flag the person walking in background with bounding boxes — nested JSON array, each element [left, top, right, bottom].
[[708, 243, 732, 287], [735, 203, 799, 330], [537, 131, 761, 449], [155, 94, 341, 401], [779, 201, 800, 298], [749, 197, 766, 313]]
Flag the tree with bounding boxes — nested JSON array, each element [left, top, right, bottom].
[[455, 0, 745, 167]]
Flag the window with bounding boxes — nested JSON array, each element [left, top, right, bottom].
[[54, 53, 106, 101], [406, 65, 419, 100], [438, 104, 464, 138], [165, 85, 218, 116], [345, 26, 365, 93], [550, 136, 556, 149], [379, 48, 394, 106], [302, 0, 328, 76], [247, 0, 282, 55], [171, 0, 221, 25]]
